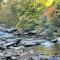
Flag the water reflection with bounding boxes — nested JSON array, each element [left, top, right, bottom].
[[41, 41, 53, 48], [33, 42, 60, 57]]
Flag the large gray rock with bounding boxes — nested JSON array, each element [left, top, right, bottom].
[[21, 38, 46, 46], [51, 39, 57, 43], [5, 38, 22, 47]]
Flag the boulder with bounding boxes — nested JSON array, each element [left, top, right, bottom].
[[23, 30, 37, 36], [21, 39, 46, 46], [5, 38, 22, 47], [51, 39, 58, 43], [6, 27, 18, 33], [28, 30, 37, 36], [24, 42, 37, 46], [5, 42, 16, 47], [14, 31, 22, 36]]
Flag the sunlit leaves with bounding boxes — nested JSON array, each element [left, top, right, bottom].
[[45, 0, 54, 7], [32, 0, 55, 14], [33, 0, 54, 7], [55, 0, 60, 3], [13, 0, 60, 31]]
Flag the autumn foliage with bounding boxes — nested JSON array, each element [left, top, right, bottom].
[[44, 6, 57, 21]]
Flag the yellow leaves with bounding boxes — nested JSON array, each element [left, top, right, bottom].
[[37, 6, 44, 11], [33, 0, 41, 7], [45, 0, 54, 7], [37, 7, 41, 11], [33, 0, 54, 7], [32, 0, 45, 11]]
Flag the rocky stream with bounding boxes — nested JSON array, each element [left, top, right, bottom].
[[0, 24, 60, 60]]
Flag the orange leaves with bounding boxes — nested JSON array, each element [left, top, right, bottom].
[[44, 6, 57, 21]]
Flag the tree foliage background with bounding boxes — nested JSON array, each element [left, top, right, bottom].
[[0, 0, 60, 36]]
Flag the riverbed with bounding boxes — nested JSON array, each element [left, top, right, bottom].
[[0, 24, 60, 60]]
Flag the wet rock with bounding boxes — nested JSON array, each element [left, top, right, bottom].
[[6, 27, 18, 33], [0, 36, 6, 41], [51, 39, 57, 43], [15, 38, 22, 45], [3, 34, 14, 39], [23, 32, 28, 35], [23, 30, 37, 36], [14, 31, 22, 36], [5, 38, 21, 47], [6, 38, 22, 43], [11, 56, 17, 60], [45, 37, 52, 40], [6, 56, 11, 60], [24, 42, 37, 47], [9, 46, 20, 50], [27, 30, 37, 36], [21, 39, 46, 46], [6, 39, 16, 43], [5, 52, 12, 60], [5, 42, 16, 47], [21, 40, 37, 47]]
